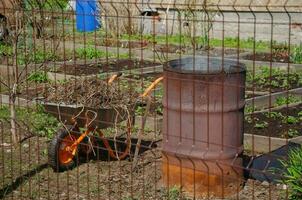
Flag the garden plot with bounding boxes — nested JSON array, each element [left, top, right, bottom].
[[91, 38, 149, 49], [244, 94, 302, 153], [0, 125, 285, 200], [153, 44, 245, 57], [245, 66, 302, 98], [241, 44, 302, 64], [47, 59, 161, 81], [0, 69, 296, 200], [0, 42, 130, 67], [244, 66, 302, 153], [245, 104, 302, 138]]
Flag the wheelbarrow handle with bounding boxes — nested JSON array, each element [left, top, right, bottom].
[[108, 72, 123, 84], [141, 76, 164, 98]]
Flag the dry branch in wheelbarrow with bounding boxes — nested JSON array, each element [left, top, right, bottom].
[[46, 78, 138, 109]]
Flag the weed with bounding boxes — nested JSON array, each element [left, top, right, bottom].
[[246, 66, 302, 91], [135, 105, 145, 116], [154, 84, 163, 96], [282, 116, 299, 125], [27, 70, 49, 83], [98, 73, 109, 80], [245, 115, 253, 123], [275, 95, 301, 107], [287, 129, 300, 138], [120, 35, 273, 51], [155, 106, 163, 115], [0, 105, 60, 139], [76, 47, 106, 59], [75, 47, 129, 60], [27, 0, 69, 10], [18, 49, 58, 65], [264, 111, 284, 120], [280, 147, 302, 200], [161, 186, 192, 200], [290, 43, 302, 64], [254, 121, 268, 129], [0, 45, 58, 65], [169, 186, 180, 200], [0, 44, 13, 56], [298, 111, 302, 121], [245, 106, 254, 114]]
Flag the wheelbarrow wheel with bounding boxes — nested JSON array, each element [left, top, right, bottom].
[[48, 126, 79, 172]]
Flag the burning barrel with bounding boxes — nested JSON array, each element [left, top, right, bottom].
[[162, 57, 246, 197]]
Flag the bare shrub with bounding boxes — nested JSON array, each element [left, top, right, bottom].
[[100, 0, 140, 38]]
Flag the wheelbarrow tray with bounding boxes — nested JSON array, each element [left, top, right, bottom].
[[41, 102, 131, 129]]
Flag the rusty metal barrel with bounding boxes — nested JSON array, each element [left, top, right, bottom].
[[162, 57, 246, 198]]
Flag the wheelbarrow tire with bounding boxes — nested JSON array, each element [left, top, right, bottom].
[[48, 126, 79, 172]]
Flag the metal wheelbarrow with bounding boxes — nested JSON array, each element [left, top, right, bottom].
[[47, 74, 163, 172]]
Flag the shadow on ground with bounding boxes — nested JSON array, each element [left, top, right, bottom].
[[0, 163, 48, 199], [81, 136, 158, 162], [243, 142, 301, 183], [0, 137, 158, 198]]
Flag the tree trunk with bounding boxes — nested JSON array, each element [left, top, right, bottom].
[[10, 90, 18, 145]]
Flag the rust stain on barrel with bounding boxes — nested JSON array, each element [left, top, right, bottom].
[[162, 57, 246, 198]]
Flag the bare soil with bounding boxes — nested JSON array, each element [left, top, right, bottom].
[[125, 72, 163, 80], [153, 44, 186, 54], [54, 63, 103, 76], [153, 44, 244, 56], [0, 128, 284, 200], [195, 47, 244, 57], [53, 59, 160, 76], [101, 39, 149, 49], [243, 52, 290, 63]]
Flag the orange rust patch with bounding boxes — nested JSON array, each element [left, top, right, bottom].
[[162, 155, 244, 198]]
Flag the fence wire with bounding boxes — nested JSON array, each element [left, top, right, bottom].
[[0, 0, 302, 199]]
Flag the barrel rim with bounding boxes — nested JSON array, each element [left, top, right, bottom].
[[164, 56, 246, 75]]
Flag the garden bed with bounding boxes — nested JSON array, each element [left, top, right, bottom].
[[242, 51, 290, 63], [246, 66, 302, 97], [125, 72, 163, 80], [47, 59, 161, 81], [0, 129, 285, 200], [101, 38, 149, 49], [153, 44, 245, 57], [245, 103, 302, 139], [245, 87, 302, 110]]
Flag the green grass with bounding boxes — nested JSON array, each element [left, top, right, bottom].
[[0, 43, 130, 65], [0, 44, 13, 56], [25, 0, 69, 11], [120, 34, 273, 51], [75, 47, 130, 60], [27, 70, 49, 83], [17, 49, 58, 65], [246, 66, 302, 91], [291, 44, 302, 64], [0, 105, 60, 139], [275, 95, 301, 107], [280, 147, 302, 200]]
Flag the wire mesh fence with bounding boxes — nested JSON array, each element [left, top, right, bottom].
[[0, 0, 302, 199]]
